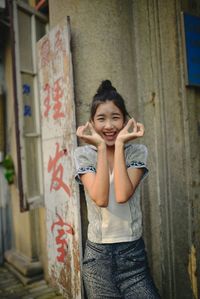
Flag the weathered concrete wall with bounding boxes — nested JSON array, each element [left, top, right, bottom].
[[132, 0, 200, 298], [49, 0, 138, 125]]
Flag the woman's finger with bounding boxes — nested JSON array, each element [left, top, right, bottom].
[[131, 118, 138, 133], [88, 122, 96, 134], [76, 126, 84, 137], [123, 118, 133, 130], [124, 118, 137, 133], [136, 122, 145, 135], [76, 122, 90, 137]]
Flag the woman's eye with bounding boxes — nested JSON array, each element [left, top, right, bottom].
[[97, 118, 104, 122]]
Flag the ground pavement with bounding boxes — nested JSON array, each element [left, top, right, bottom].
[[0, 266, 64, 299]]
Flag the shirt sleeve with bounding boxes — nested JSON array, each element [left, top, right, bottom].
[[74, 146, 97, 184], [125, 144, 149, 181]]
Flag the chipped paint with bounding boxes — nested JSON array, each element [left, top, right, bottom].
[[188, 245, 198, 299], [37, 17, 82, 298]]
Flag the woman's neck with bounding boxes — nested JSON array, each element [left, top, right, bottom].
[[106, 145, 115, 172], [106, 145, 115, 155]]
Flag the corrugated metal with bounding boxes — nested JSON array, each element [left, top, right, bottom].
[[37, 17, 82, 299]]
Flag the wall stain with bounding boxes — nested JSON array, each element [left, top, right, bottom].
[[145, 92, 156, 107], [188, 245, 198, 299]]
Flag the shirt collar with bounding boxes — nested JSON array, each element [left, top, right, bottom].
[[88, 142, 132, 151]]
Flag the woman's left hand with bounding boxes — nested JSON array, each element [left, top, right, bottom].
[[116, 118, 145, 145]]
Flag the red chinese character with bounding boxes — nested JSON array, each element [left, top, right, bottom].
[[40, 38, 50, 67], [51, 213, 74, 263], [53, 78, 65, 119], [54, 30, 63, 54], [43, 83, 51, 117], [48, 143, 71, 197]]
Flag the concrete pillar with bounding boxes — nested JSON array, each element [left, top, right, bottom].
[[49, 0, 138, 125], [132, 0, 200, 298]]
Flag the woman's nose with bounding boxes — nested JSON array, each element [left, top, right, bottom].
[[104, 119, 113, 128]]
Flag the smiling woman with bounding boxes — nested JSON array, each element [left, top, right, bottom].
[[74, 80, 160, 299]]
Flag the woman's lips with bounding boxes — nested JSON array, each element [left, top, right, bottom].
[[103, 132, 117, 140]]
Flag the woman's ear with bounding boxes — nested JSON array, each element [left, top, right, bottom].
[[123, 118, 128, 127]]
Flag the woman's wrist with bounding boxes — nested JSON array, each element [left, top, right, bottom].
[[97, 141, 106, 150], [115, 138, 125, 148]]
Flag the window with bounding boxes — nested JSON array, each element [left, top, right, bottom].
[[13, 0, 48, 210]]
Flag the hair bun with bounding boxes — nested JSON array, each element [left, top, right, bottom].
[[97, 80, 116, 94]]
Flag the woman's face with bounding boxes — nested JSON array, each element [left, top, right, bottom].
[[92, 101, 125, 146]]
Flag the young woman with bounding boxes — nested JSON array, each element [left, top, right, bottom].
[[74, 80, 160, 299]]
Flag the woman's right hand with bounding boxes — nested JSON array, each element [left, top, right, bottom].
[[76, 122, 105, 148]]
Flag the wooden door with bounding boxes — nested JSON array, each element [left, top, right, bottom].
[[37, 17, 82, 299]]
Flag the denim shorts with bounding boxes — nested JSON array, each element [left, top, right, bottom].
[[83, 237, 161, 299]]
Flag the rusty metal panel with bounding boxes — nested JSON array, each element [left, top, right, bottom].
[[37, 17, 82, 298]]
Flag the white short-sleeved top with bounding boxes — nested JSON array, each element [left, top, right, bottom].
[[74, 143, 148, 244]]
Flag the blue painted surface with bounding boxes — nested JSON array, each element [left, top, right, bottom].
[[24, 104, 32, 117], [23, 84, 31, 94], [183, 13, 200, 86]]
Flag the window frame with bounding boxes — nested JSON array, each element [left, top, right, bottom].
[[13, 0, 48, 210]]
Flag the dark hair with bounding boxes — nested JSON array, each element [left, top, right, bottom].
[[90, 80, 130, 121]]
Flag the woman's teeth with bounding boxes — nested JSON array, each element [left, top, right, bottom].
[[103, 132, 116, 140], [104, 132, 115, 136]]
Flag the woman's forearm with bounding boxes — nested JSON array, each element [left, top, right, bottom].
[[114, 141, 134, 203], [82, 143, 109, 207], [93, 144, 109, 206]]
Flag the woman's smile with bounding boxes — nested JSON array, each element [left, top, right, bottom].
[[102, 131, 118, 141]]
